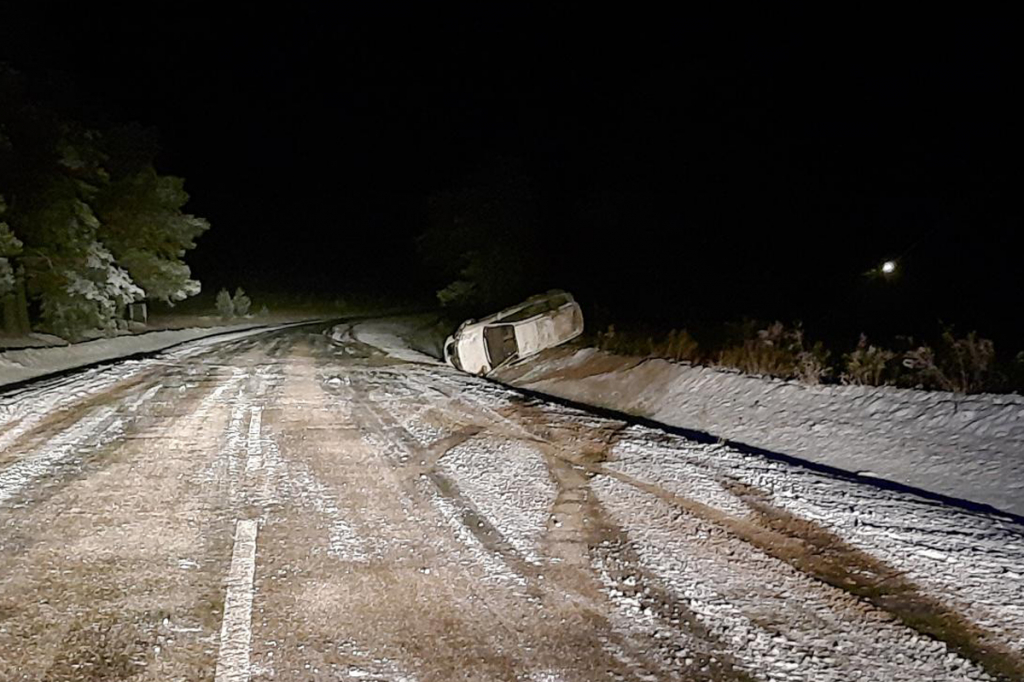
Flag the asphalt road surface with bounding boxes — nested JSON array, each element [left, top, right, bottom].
[[1, 321, 1022, 682]]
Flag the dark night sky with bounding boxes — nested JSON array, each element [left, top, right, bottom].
[[1, 7, 1021, 346]]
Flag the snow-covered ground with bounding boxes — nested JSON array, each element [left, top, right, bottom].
[[5, 318, 1021, 680], [0, 323, 278, 387], [493, 347, 1024, 517], [337, 318, 441, 365], [349, 324, 1024, 680], [0, 332, 70, 350]]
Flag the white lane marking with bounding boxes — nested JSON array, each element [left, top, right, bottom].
[[215, 519, 260, 682], [246, 407, 263, 472]]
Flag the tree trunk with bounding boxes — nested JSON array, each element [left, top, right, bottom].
[[3, 269, 30, 335], [1, 293, 16, 335]]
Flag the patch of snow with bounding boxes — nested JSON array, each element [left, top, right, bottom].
[[604, 424, 1024, 659], [348, 320, 443, 365], [427, 484, 528, 589], [0, 332, 68, 350], [592, 474, 993, 682], [332, 640, 419, 682], [262, 422, 378, 564], [495, 347, 1024, 516], [0, 406, 123, 506], [437, 436, 556, 565]]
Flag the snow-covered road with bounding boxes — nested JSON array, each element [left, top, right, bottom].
[[0, 321, 1021, 681]]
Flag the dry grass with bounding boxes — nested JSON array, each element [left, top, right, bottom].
[[587, 320, 1011, 394], [594, 325, 700, 363], [841, 334, 896, 386], [902, 329, 997, 393], [716, 321, 831, 384], [722, 480, 1024, 681]]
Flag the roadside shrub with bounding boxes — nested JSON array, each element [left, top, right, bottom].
[[1008, 352, 1024, 394], [437, 280, 475, 308], [652, 329, 700, 363], [718, 321, 831, 383], [795, 343, 832, 384], [945, 330, 996, 392], [594, 324, 616, 349], [215, 288, 234, 319], [257, 304, 269, 318], [232, 287, 252, 317], [842, 334, 896, 386], [901, 329, 996, 394], [594, 324, 692, 359], [585, 316, 1019, 394]]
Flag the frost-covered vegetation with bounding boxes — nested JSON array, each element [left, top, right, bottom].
[[593, 321, 1012, 394], [717, 321, 832, 385], [0, 67, 208, 340], [231, 287, 251, 317], [215, 287, 254, 320], [595, 325, 700, 364]]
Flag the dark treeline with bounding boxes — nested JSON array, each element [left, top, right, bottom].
[[3, 11, 1017, 362], [417, 155, 1021, 356]]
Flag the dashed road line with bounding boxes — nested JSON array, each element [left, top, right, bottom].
[[246, 406, 263, 472], [214, 518, 260, 682]]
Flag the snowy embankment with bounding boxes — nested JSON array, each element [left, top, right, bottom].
[[338, 322, 1024, 678], [344, 316, 447, 365], [0, 324, 274, 387], [493, 346, 1024, 517]]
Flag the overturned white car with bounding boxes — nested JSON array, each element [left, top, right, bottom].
[[444, 291, 584, 374]]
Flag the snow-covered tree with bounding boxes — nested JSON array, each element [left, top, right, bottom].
[[1, 70, 137, 338], [17, 179, 143, 339], [0, 67, 211, 339], [216, 288, 234, 319], [232, 287, 251, 316], [0, 195, 22, 297], [0, 70, 28, 306], [94, 167, 208, 303]]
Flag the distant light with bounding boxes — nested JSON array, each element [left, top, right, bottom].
[[881, 260, 897, 274]]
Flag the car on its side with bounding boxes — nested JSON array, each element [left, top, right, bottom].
[[443, 291, 584, 375]]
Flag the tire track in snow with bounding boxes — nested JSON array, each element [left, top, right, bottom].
[[0, 379, 169, 507], [0, 406, 123, 506], [407, 363, 1024, 680], [351, 366, 748, 682]]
